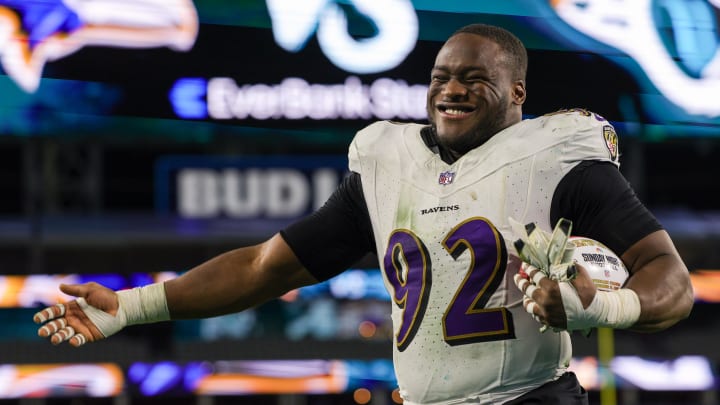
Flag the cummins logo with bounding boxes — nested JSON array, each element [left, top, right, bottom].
[[266, 0, 418, 74]]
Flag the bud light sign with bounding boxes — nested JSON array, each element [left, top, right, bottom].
[[155, 156, 348, 219]]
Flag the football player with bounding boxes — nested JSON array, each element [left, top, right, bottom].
[[34, 23, 693, 404]]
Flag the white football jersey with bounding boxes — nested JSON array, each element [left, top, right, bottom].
[[348, 109, 620, 404]]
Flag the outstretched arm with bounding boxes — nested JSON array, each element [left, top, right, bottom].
[[164, 233, 317, 318], [34, 233, 318, 346], [35, 172, 374, 347]]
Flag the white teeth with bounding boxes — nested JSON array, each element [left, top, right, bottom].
[[445, 108, 466, 115]]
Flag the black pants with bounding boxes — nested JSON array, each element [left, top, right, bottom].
[[503, 372, 588, 404]]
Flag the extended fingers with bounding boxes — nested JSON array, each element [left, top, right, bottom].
[[70, 333, 87, 347], [38, 318, 66, 337], [35, 302, 90, 347], [50, 326, 75, 345], [33, 303, 66, 324], [48, 326, 88, 347]]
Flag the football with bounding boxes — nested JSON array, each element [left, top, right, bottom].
[[569, 237, 629, 291]]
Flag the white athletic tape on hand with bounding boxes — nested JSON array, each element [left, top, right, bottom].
[[77, 297, 127, 338], [515, 276, 530, 291], [77, 283, 170, 338], [525, 284, 539, 299], [559, 283, 641, 330], [52, 326, 74, 343], [73, 334, 87, 346], [40, 318, 66, 336], [35, 309, 50, 323], [523, 298, 542, 324], [54, 318, 67, 332], [531, 269, 547, 285], [525, 300, 536, 316], [61, 326, 75, 341], [117, 283, 171, 326], [35, 304, 65, 324]]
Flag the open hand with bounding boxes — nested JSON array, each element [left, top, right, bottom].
[[33, 282, 119, 346]]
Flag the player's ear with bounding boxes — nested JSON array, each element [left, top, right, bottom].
[[512, 80, 526, 105]]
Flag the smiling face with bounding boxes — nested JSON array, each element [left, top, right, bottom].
[[426, 33, 526, 159]]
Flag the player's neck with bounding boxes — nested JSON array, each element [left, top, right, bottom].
[[420, 126, 459, 165]]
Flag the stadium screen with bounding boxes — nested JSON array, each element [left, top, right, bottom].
[[0, 0, 717, 141]]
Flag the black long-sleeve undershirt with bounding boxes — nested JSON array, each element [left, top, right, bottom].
[[281, 162, 661, 282]]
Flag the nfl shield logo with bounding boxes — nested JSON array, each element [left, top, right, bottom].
[[438, 171, 455, 185]]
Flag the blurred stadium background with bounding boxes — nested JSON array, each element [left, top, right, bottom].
[[0, 0, 718, 404]]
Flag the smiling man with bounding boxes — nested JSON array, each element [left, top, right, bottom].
[[426, 29, 526, 160], [34, 24, 693, 404]]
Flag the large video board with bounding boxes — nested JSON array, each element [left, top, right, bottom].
[[0, 0, 717, 140]]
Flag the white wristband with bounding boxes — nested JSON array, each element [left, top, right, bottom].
[[559, 284, 641, 331], [75, 283, 170, 339], [117, 282, 171, 326]]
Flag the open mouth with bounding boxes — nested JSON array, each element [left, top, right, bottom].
[[437, 105, 475, 116]]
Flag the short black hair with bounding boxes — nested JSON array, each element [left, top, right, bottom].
[[452, 24, 528, 81]]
